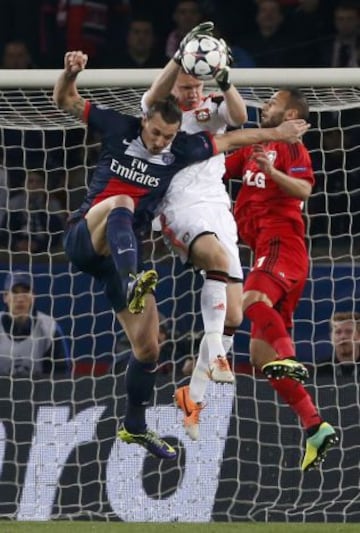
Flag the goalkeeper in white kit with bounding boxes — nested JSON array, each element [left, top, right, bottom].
[[142, 22, 247, 441]]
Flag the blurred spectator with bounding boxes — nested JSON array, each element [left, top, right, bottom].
[[0, 1, 41, 61], [0, 169, 65, 254], [287, 0, 336, 67], [1, 40, 34, 69], [114, 312, 201, 376], [110, 17, 167, 68], [39, 0, 131, 67], [212, 0, 257, 43], [230, 45, 256, 68], [241, 0, 291, 67], [0, 270, 69, 377], [317, 311, 360, 377], [317, 1, 360, 67], [165, 0, 204, 59]]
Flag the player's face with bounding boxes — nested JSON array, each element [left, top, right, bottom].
[[3, 285, 34, 318], [172, 72, 204, 110], [261, 91, 290, 127], [332, 320, 360, 363], [141, 113, 180, 154]]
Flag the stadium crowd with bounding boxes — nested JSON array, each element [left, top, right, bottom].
[[0, 1, 359, 70]]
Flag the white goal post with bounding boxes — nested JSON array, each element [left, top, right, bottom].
[[0, 68, 359, 523], [0, 67, 359, 87]]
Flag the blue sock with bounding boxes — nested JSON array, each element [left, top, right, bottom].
[[124, 355, 157, 433], [106, 207, 137, 298]]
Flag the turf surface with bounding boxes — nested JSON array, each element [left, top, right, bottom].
[[0, 522, 358, 533]]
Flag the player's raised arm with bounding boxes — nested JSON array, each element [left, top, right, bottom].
[[215, 40, 247, 125], [53, 51, 88, 119], [143, 21, 214, 108], [213, 119, 310, 153]]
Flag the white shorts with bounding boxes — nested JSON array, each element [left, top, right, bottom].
[[159, 204, 243, 281]]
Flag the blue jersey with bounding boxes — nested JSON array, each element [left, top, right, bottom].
[[70, 101, 216, 233]]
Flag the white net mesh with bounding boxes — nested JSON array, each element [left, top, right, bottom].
[[0, 72, 359, 522]]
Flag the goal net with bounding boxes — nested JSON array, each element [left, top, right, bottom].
[[0, 69, 359, 523]]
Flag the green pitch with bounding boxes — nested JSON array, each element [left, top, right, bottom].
[[0, 522, 358, 533]]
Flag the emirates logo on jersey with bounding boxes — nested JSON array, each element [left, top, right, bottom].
[[195, 108, 211, 122]]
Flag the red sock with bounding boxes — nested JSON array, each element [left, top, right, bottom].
[[245, 301, 294, 358], [269, 377, 322, 429]]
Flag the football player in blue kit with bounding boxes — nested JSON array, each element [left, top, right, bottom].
[[53, 43, 308, 460]]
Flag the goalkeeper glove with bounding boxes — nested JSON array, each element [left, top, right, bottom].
[[214, 38, 233, 92], [219, 38, 234, 67], [173, 21, 214, 65], [215, 66, 231, 92]]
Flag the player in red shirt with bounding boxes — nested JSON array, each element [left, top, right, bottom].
[[224, 88, 338, 471]]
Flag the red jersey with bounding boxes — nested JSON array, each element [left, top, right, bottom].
[[224, 141, 314, 249]]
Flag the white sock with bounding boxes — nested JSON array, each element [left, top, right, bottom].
[[189, 278, 227, 404], [189, 335, 210, 404], [222, 334, 234, 356], [201, 279, 227, 340]]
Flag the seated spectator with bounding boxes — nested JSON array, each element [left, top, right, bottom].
[[0, 271, 69, 377], [318, 311, 360, 377], [165, 0, 204, 59], [241, 0, 291, 67], [331, 311, 360, 376], [317, 1, 360, 67], [110, 17, 167, 68], [0, 169, 65, 254], [1, 40, 34, 69], [287, 0, 336, 67], [39, 0, 131, 67]]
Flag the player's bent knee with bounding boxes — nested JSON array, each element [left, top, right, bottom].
[[242, 290, 272, 312], [132, 336, 160, 363], [110, 195, 135, 212], [191, 236, 230, 272], [225, 308, 243, 328]]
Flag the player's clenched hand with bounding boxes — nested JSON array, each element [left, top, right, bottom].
[[173, 21, 214, 64], [252, 144, 274, 174], [64, 51, 88, 76], [275, 119, 310, 143]]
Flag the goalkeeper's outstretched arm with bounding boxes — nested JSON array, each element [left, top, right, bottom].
[[53, 51, 88, 119], [144, 21, 214, 108]]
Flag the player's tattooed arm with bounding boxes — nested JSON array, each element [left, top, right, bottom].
[[66, 95, 86, 119], [53, 51, 88, 119]]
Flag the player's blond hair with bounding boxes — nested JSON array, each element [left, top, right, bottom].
[[331, 311, 360, 334]]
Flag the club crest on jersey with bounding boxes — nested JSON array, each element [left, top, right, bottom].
[[266, 150, 277, 164], [195, 108, 211, 122], [162, 152, 175, 165], [182, 232, 190, 243]]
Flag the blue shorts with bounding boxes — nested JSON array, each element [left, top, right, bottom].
[[63, 218, 127, 313]]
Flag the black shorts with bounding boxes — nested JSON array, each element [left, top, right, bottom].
[[63, 218, 127, 313]]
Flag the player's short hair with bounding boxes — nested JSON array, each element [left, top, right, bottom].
[[331, 311, 360, 333], [282, 88, 309, 121], [146, 95, 183, 125]]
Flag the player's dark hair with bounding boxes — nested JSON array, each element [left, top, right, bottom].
[[282, 87, 309, 121], [146, 95, 182, 125]]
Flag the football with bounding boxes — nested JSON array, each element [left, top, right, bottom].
[[181, 35, 227, 80]]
